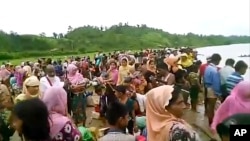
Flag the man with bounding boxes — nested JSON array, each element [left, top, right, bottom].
[[199, 56, 211, 114], [219, 58, 235, 101], [99, 102, 136, 141], [204, 53, 222, 125], [225, 60, 248, 95], [39, 65, 64, 97], [199, 56, 211, 83]]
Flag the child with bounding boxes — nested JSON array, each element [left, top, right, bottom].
[[94, 86, 107, 126], [188, 65, 202, 112]]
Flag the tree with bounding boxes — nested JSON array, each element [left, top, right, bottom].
[[58, 33, 64, 38], [68, 26, 73, 33], [0, 23, 249, 58], [53, 32, 57, 39], [39, 32, 46, 37]]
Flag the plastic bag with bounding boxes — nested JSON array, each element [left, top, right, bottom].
[[78, 126, 94, 141]]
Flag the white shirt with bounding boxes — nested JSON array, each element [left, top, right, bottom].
[[136, 93, 146, 113], [219, 65, 235, 85], [39, 76, 64, 97]]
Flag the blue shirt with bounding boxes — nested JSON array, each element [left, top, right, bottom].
[[226, 72, 243, 94], [204, 63, 221, 96]]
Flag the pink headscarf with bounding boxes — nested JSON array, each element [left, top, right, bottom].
[[67, 64, 84, 84], [42, 86, 70, 138], [0, 65, 10, 80], [211, 81, 250, 131]]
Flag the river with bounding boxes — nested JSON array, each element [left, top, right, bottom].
[[196, 43, 250, 80]]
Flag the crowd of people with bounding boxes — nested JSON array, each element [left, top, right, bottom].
[[0, 47, 249, 141]]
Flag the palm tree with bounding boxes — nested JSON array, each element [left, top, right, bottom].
[[68, 26, 73, 32]]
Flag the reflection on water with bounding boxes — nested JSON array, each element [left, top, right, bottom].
[[197, 43, 250, 80]]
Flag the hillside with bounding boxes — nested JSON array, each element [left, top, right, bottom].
[[0, 23, 249, 60]]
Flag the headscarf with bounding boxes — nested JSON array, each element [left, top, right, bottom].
[[120, 56, 129, 65], [14, 76, 40, 103], [15, 66, 24, 88], [0, 65, 5, 70], [107, 61, 118, 85], [211, 81, 250, 131], [146, 60, 156, 73], [0, 84, 10, 96], [15, 65, 21, 72], [67, 64, 84, 84], [146, 85, 189, 141], [42, 86, 69, 138], [164, 56, 182, 73], [23, 65, 32, 77], [178, 53, 193, 68], [0, 84, 11, 124], [0, 65, 10, 80]]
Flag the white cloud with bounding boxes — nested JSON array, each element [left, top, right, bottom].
[[0, 0, 249, 36]]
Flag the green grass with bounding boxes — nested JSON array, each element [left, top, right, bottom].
[[7, 52, 96, 65]]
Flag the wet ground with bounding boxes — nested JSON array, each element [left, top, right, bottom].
[[11, 95, 220, 141], [85, 95, 221, 141], [183, 106, 220, 141]]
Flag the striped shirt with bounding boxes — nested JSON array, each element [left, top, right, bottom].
[[226, 72, 244, 94]]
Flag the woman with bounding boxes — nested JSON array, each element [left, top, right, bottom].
[[15, 66, 24, 89], [146, 85, 200, 141], [42, 86, 81, 141], [144, 60, 156, 92], [104, 61, 118, 85], [22, 65, 32, 80], [33, 63, 42, 79], [156, 60, 175, 86], [211, 81, 250, 132], [67, 64, 87, 126], [11, 98, 50, 141], [216, 113, 250, 141], [114, 85, 136, 135], [14, 76, 40, 103], [0, 65, 11, 88], [0, 84, 14, 141], [164, 56, 182, 74], [117, 57, 132, 85], [178, 53, 193, 73]]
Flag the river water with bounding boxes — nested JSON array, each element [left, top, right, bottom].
[[196, 43, 250, 80]]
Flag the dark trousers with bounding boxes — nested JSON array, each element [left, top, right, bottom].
[[220, 84, 228, 103], [204, 86, 208, 114]]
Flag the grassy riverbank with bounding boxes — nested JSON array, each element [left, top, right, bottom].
[[7, 52, 96, 65]]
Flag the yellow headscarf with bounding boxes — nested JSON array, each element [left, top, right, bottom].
[[178, 53, 193, 68]]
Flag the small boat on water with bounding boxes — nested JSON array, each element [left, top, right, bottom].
[[238, 54, 250, 57]]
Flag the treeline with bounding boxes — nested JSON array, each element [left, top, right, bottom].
[[0, 23, 249, 60]]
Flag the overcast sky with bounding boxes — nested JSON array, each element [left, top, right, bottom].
[[0, 0, 249, 36]]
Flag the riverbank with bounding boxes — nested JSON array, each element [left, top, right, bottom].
[[5, 52, 96, 65], [4, 43, 250, 65]]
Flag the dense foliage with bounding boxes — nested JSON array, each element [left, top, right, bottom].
[[0, 23, 249, 60]]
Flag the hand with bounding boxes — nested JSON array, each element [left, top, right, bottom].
[[199, 88, 203, 92], [64, 78, 70, 86], [133, 126, 139, 133]]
